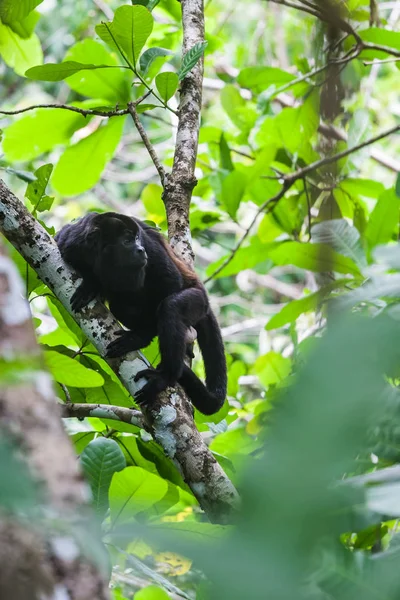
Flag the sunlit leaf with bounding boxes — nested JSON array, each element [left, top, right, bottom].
[[155, 71, 179, 102], [52, 117, 126, 196], [95, 5, 153, 69]]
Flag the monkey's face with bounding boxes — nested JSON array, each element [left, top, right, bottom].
[[87, 216, 147, 287]]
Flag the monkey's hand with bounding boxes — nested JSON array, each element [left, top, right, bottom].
[[71, 280, 98, 312], [134, 367, 168, 406], [106, 330, 144, 358]]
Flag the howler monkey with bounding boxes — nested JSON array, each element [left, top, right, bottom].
[[55, 212, 227, 415]]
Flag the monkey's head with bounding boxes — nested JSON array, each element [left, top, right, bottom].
[[86, 214, 147, 289]]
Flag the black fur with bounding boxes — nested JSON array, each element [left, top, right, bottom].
[[55, 212, 227, 415]]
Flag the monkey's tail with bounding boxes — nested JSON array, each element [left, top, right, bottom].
[[179, 311, 227, 415]]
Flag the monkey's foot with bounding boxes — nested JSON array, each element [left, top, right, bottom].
[[134, 368, 168, 406], [106, 331, 142, 358]]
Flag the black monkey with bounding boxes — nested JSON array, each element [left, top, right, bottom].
[[55, 212, 227, 415]]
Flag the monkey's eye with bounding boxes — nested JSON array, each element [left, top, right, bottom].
[[122, 237, 133, 246]]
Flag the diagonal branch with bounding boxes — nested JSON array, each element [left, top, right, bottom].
[[127, 100, 166, 186], [0, 180, 239, 524], [205, 123, 400, 282]]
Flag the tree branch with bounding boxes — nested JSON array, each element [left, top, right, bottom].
[[162, 0, 205, 265], [205, 122, 400, 282], [0, 180, 239, 524], [0, 104, 129, 118], [127, 100, 166, 186], [0, 239, 110, 599], [61, 403, 144, 428]]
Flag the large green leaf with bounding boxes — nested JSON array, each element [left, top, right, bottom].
[[44, 350, 104, 387], [221, 171, 247, 219], [81, 437, 126, 517], [254, 352, 291, 387], [95, 5, 153, 69], [109, 466, 168, 525], [52, 117, 125, 196], [311, 219, 366, 268], [2, 109, 87, 162], [65, 39, 130, 102], [266, 280, 350, 330], [0, 0, 42, 22], [360, 27, 400, 58], [134, 587, 170, 600], [237, 66, 296, 93], [269, 242, 361, 275], [25, 61, 121, 81], [207, 239, 361, 279], [0, 21, 42, 76], [365, 188, 400, 251], [155, 71, 179, 102]]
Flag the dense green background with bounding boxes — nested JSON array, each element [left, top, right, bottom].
[[2, 0, 400, 598]]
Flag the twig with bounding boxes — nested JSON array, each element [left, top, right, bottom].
[[204, 183, 290, 282], [0, 103, 129, 118], [205, 122, 400, 282], [284, 122, 400, 182], [268, 0, 323, 19], [61, 403, 144, 428], [127, 100, 166, 186]]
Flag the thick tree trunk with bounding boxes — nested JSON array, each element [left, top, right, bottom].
[[0, 238, 110, 600]]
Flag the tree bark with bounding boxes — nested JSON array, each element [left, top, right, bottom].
[[0, 238, 110, 600]]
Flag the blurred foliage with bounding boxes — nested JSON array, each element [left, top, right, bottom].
[[2, 0, 400, 598]]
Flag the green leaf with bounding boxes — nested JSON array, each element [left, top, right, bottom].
[[360, 27, 400, 58], [254, 352, 291, 387], [139, 47, 173, 76], [155, 72, 179, 102], [65, 39, 130, 102], [134, 587, 170, 600], [396, 174, 400, 198], [340, 178, 384, 199], [81, 438, 126, 517], [311, 219, 366, 268], [266, 280, 350, 330], [25, 61, 121, 81], [47, 296, 86, 346], [0, 21, 42, 76], [219, 133, 234, 171], [237, 66, 296, 93], [149, 521, 230, 542], [25, 163, 54, 213], [2, 109, 87, 162], [0, 0, 42, 22], [365, 188, 400, 250], [44, 350, 104, 387], [268, 242, 361, 275], [109, 466, 168, 525], [141, 184, 166, 224], [52, 117, 125, 196], [221, 171, 247, 219], [220, 85, 247, 132], [6, 10, 40, 39], [177, 41, 207, 81], [95, 5, 154, 69], [207, 238, 361, 280]]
